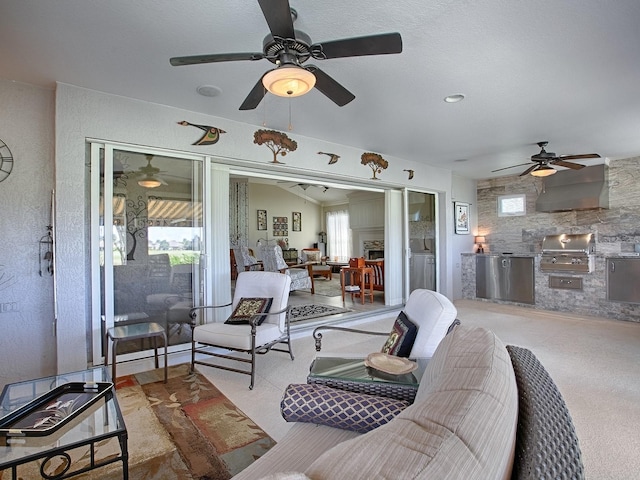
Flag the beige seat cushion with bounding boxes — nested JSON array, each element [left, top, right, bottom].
[[194, 322, 282, 350], [304, 326, 518, 480]]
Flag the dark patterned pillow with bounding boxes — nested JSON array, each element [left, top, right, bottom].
[[281, 383, 409, 433], [225, 297, 273, 325], [381, 311, 418, 357]]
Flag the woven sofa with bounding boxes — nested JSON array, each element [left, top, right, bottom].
[[232, 325, 584, 480]]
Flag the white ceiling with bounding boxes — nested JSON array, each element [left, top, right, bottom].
[[2, 0, 640, 180]]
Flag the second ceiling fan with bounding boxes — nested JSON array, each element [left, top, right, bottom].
[[492, 141, 601, 177], [170, 0, 403, 110]]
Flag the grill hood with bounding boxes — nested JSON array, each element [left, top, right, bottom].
[[535, 164, 609, 213]]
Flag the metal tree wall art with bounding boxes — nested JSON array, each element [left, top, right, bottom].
[[253, 129, 297, 164], [124, 195, 151, 260], [177, 121, 226, 145], [361, 152, 389, 180]]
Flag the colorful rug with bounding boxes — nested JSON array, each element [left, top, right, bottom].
[[289, 304, 351, 323], [73, 364, 275, 479]]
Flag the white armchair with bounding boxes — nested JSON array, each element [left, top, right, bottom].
[[189, 271, 293, 389], [313, 289, 459, 358], [259, 245, 315, 294]]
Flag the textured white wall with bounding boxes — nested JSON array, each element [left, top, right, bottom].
[[50, 82, 456, 372], [0, 80, 56, 389]]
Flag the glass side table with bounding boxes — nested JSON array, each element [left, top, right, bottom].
[[307, 356, 429, 403], [0, 367, 128, 479], [104, 322, 167, 384]]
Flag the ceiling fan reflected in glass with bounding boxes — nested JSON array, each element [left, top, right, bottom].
[[169, 0, 403, 110], [491, 141, 601, 177], [278, 180, 330, 193], [136, 155, 168, 189]]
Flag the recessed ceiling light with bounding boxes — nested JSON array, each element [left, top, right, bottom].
[[197, 85, 222, 97], [444, 94, 465, 103]]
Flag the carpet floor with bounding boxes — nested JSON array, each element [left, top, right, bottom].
[[74, 364, 275, 480], [289, 304, 351, 323]]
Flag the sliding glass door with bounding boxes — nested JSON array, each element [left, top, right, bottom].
[[406, 191, 437, 293], [91, 144, 205, 364]]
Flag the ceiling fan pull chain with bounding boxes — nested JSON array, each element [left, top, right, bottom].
[[288, 98, 293, 131], [262, 87, 267, 127]]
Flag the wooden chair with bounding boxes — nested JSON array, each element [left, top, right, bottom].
[[301, 248, 332, 280], [365, 259, 384, 300]]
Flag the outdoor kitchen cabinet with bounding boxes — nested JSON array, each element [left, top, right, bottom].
[[606, 257, 640, 304], [476, 255, 535, 304]]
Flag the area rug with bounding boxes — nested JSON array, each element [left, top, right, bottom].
[[64, 364, 275, 480], [289, 303, 352, 323], [312, 277, 343, 297]]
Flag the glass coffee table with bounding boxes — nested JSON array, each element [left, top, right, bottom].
[[0, 367, 128, 479], [307, 357, 429, 403]]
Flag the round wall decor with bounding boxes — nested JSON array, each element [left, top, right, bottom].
[[0, 139, 14, 182]]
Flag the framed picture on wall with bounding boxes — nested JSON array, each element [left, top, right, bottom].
[[454, 202, 470, 234], [273, 216, 288, 236], [257, 209, 267, 230], [292, 212, 301, 231]]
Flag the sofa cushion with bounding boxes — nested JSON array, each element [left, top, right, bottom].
[[381, 311, 418, 357], [231, 423, 360, 480], [281, 383, 410, 433], [304, 326, 518, 480]]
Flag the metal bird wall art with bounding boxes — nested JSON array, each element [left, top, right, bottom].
[[317, 151, 340, 165], [403, 169, 414, 180], [178, 121, 226, 145]]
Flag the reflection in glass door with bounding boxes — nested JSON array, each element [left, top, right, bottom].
[[407, 191, 437, 292], [93, 146, 204, 364]]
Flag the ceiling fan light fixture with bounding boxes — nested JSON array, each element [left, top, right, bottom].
[[530, 165, 557, 177], [138, 176, 162, 188], [262, 65, 316, 98], [444, 93, 465, 103]]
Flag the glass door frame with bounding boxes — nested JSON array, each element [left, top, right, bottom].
[[89, 141, 212, 366], [403, 188, 440, 297]]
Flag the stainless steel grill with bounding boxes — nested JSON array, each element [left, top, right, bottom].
[[540, 234, 595, 273]]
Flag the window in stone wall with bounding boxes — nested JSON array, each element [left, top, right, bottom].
[[497, 194, 526, 217]]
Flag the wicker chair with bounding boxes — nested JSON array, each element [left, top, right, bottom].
[[507, 345, 585, 479]]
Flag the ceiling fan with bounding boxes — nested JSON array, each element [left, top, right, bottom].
[[492, 141, 601, 177], [278, 181, 329, 192], [169, 0, 403, 110], [135, 155, 168, 188]]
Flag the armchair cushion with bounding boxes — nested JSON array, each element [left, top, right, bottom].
[[381, 311, 418, 357], [194, 322, 283, 351], [301, 250, 321, 263], [225, 297, 273, 325], [281, 383, 409, 434]]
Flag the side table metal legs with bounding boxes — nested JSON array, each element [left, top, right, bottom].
[[105, 322, 168, 383]]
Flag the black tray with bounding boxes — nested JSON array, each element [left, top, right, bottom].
[[0, 382, 113, 437]]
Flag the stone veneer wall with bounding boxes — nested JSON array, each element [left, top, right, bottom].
[[462, 156, 640, 322]]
